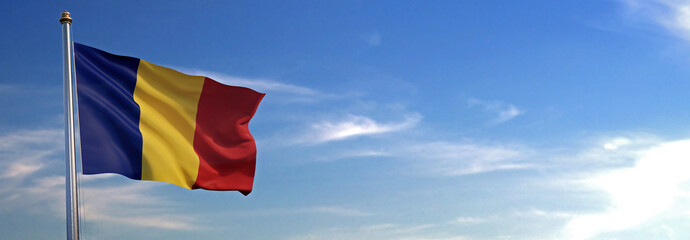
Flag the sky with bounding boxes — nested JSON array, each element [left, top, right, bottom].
[[3, 0, 690, 239]]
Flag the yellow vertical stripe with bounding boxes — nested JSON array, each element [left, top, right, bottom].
[[133, 60, 204, 189]]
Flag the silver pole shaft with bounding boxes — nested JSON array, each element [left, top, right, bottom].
[[60, 11, 80, 240]]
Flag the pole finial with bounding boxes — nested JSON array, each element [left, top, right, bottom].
[[60, 10, 72, 24]]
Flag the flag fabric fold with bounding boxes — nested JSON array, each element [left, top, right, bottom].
[[74, 43, 264, 195]]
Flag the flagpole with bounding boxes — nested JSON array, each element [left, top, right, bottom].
[[60, 10, 80, 240]]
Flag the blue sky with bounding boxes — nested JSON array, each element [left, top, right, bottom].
[[3, 0, 690, 239]]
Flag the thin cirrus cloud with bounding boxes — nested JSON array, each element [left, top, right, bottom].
[[561, 136, 690, 239], [1, 162, 44, 179], [9, 174, 202, 231], [178, 68, 335, 103], [365, 31, 382, 47], [179, 68, 320, 96], [80, 179, 202, 230], [286, 223, 466, 240], [0, 128, 203, 231], [230, 206, 372, 217], [304, 206, 373, 217], [620, 0, 690, 41], [0, 84, 16, 93], [448, 217, 487, 224], [296, 113, 422, 145], [467, 98, 524, 125], [402, 141, 534, 176], [325, 139, 533, 176], [0, 129, 61, 180]]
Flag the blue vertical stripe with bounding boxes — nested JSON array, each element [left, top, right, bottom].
[[75, 43, 143, 179]]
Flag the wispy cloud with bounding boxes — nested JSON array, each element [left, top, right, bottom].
[[512, 209, 574, 220], [179, 68, 323, 101], [562, 137, 690, 239], [314, 149, 392, 162], [80, 179, 201, 230], [467, 98, 524, 125], [0, 129, 61, 180], [313, 137, 533, 176], [602, 137, 633, 150], [0, 129, 202, 231], [448, 217, 487, 224], [566, 134, 661, 168], [364, 31, 382, 47], [3, 175, 201, 231], [403, 141, 533, 176], [287, 223, 467, 240], [296, 113, 422, 145], [303, 206, 373, 217], [0, 84, 59, 95], [620, 0, 690, 41], [0, 84, 16, 93], [321, 139, 533, 176], [1, 162, 44, 179], [230, 206, 372, 217]]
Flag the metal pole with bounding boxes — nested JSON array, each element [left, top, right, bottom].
[[60, 10, 80, 240]]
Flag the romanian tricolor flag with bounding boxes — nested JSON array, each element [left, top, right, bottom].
[[74, 43, 264, 195]]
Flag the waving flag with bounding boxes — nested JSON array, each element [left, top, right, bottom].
[[74, 43, 264, 195]]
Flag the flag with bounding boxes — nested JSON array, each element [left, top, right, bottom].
[[74, 43, 265, 195]]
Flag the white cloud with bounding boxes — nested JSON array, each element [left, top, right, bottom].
[[403, 141, 533, 176], [304, 206, 373, 217], [179, 69, 319, 96], [496, 105, 523, 124], [288, 223, 468, 240], [0, 129, 202, 231], [603, 137, 632, 150], [176, 68, 336, 103], [468, 98, 524, 125], [449, 217, 487, 224], [0, 84, 59, 95], [80, 173, 117, 182], [297, 114, 422, 144], [562, 138, 690, 239], [0, 84, 16, 93], [313, 138, 533, 176], [2, 162, 44, 178], [0, 129, 61, 179], [620, 0, 690, 41], [236, 206, 374, 217], [513, 209, 574, 219], [1, 172, 202, 231], [365, 31, 382, 47], [313, 149, 392, 162], [80, 181, 201, 230]]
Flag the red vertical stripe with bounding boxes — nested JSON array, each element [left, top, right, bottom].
[[192, 77, 265, 195]]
